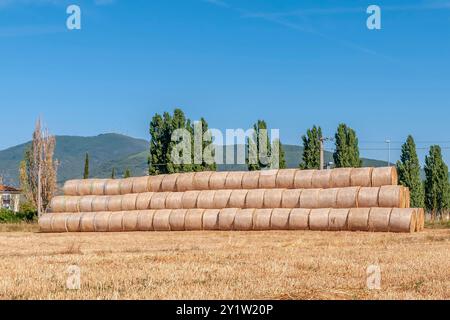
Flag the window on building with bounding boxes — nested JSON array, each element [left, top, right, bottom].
[[2, 194, 11, 210]]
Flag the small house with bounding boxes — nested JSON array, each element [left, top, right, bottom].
[[0, 185, 21, 212]]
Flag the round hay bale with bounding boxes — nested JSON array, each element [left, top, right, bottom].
[[229, 190, 248, 208], [271, 208, 291, 230], [104, 179, 121, 196], [259, 170, 278, 189], [169, 209, 187, 231], [263, 189, 283, 208], [202, 209, 220, 230], [91, 180, 107, 195], [161, 174, 180, 192], [368, 208, 392, 232], [63, 180, 80, 196], [378, 186, 402, 208], [245, 189, 265, 209], [132, 176, 150, 193], [372, 167, 398, 187], [166, 192, 184, 209], [225, 172, 244, 189], [52, 214, 69, 232], [357, 187, 380, 207], [241, 171, 260, 189], [136, 210, 155, 231], [79, 196, 96, 212], [281, 190, 302, 208], [209, 172, 229, 190], [336, 187, 360, 208], [234, 209, 255, 231], [193, 171, 213, 190], [181, 191, 200, 209], [136, 193, 154, 210], [213, 190, 232, 209], [218, 208, 237, 230], [389, 208, 416, 233], [176, 172, 195, 192], [150, 192, 169, 209], [39, 214, 53, 233], [328, 208, 349, 231], [107, 195, 123, 212], [289, 209, 310, 230], [123, 211, 140, 232], [78, 180, 94, 196], [152, 209, 172, 231], [416, 208, 425, 232], [148, 175, 165, 192], [108, 212, 124, 232], [185, 209, 205, 231], [317, 188, 339, 208], [94, 212, 111, 232], [91, 196, 110, 212], [121, 194, 138, 211], [299, 189, 320, 209], [294, 170, 314, 189], [65, 197, 81, 213], [253, 209, 273, 230], [66, 213, 82, 232], [80, 212, 96, 232], [348, 208, 370, 231], [404, 187, 411, 208], [331, 168, 352, 188], [311, 170, 332, 189], [350, 168, 373, 187], [309, 208, 330, 231], [197, 190, 217, 209], [50, 196, 66, 213], [119, 178, 134, 195], [276, 169, 296, 189]]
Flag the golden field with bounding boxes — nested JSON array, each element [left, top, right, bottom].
[[0, 226, 449, 300]]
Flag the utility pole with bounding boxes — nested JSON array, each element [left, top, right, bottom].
[[319, 137, 333, 170], [385, 139, 391, 167]]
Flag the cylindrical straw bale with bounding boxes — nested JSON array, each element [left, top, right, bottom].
[[148, 175, 165, 192], [108, 212, 124, 232], [63, 180, 80, 196], [299, 189, 320, 209], [416, 208, 425, 232], [372, 167, 398, 187], [336, 187, 360, 208], [281, 190, 301, 208], [225, 172, 244, 189], [331, 168, 352, 188], [150, 192, 169, 209], [404, 187, 411, 208], [119, 178, 134, 195], [328, 209, 349, 231], [132, 176, 150, 193], [66, 213, 82, 232], [51, 213, 69, 233], [161, 174, 180, 192], [91, 179, 107, 195], [94, 212, 111, 232], [107, 195, 123, 212], [348, 208, 370, 231], [152, 209, 172, 231], [294, 170, 314, 189], [209, 172, 229, 190], [104, 179, 121, 196], [65, 197, 81, 213], [136, 210, 155, 231], [368, 208, 392, 232], [50, 196, 66, 213], [218, 208, 237, 230], [228, 190, 248, 208], [176, 172, 195, 192], [202, 209, 220, 230], [389, 208, 416, 233], [253, 209, 273, 230], [78, 180, 94, 196], [276, 169, 296, 189], [350, 168, 373, 187], [185, 209, 205, 231], [357, 187, 379, 208], [123, 211, 140, 231], [264, 189, 283, 208], [79, 196, 96, 212], [259, 170, 278, 189], [242, 171, 260, 189], [91, 196, 110, 212], [166, 192, 184, 209], [197, 190, 217, 209], [136, 193, 154, 210], [317, 188, 339, 208], [311, 170, 332, 189], [193, 171, 212, 190], [271, 208, 291, 230], [234, 209, 254, 231], [39, 214, 53, 232], [245, 189, 265, 209], [288, 209, 310, 230], [378, 186, 402, 208], [80, 212, 96, 232], [213, 190, 232, 209], [309, 208, 330, 231], [121, 194, 138, 211], [169, 209, 187, 231], [181, 191, 200, 209]]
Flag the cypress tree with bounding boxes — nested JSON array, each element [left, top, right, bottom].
[[83, 153, 89, 179], [247, 120, 271, 171], [396, 135, 425, 208], [124, 169, 131, 178], [271, 139, 287, 169], [300, 126, 322, 169], [333, 123, 362, 168], [111, 168, 116, 179], [149, 113, 166, 175]]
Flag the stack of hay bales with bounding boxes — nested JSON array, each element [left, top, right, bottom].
[[40, 167, 424, 233]]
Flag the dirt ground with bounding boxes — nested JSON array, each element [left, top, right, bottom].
[[0, 227, 448, 300]]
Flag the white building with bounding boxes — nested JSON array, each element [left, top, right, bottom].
[[0, 185, 21, 212]]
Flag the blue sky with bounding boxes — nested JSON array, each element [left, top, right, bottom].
[[1, 0, 449, 164]]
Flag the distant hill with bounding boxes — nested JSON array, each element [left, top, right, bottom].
[[0, 133, 390, 187]]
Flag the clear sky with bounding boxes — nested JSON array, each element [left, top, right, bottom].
[[1, 0, 449, 164]]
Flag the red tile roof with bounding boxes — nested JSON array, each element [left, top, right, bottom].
[[0, 185, 21, 192]]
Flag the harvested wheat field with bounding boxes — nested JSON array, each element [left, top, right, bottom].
[[0, 229, 449, 300]]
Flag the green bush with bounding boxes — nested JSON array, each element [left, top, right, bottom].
[[0, 208, 38, 223]]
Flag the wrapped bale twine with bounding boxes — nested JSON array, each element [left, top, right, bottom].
[[193, 171, 213, 190], [234, 209, 255, 231], [51, 213, 70, 233], [348, 208, 371, 231], [161, 174, 180, 192], [66, 213, 83, 232], [311, 170, 332, 189], [328, 209, 349, 231], [368, 208, 392, 232], [197, 190, 217, 209], [390, 208, 416, 233], [94, 212, 111, 232], [176, 172, 195, 192], [264, 189, 283, 208], [225, 172, 244, 189], [336, 187, 360, 208], [122, 194, 138, 211], [416, 208, 425, 232], [213, 190, 232, 209], [203, 209, 220, 230], [299, 189, 320, 209], [229, 190, 248, 208], [107, 195, 123, 212], [119, 178, 134, 195], [132, 176, 150, 194], [65, 197, 81, 213], [331, 168, 352, 188], [245, 189, 265, 209], [123, 211, 140, 232], [242, 171, 260, 189], [218, 208, 237, 230], [259, 170, 278, 189], [92, 180, 107, 196], [276, 169, 297, 189], [136, 210, 155, 231], [63, 180, 80, 196], [105, 180, 121, 196], [109, 212, 124, 232], [148, 175, 165, 192], [166, 192, 184, 209], [372, 167, 398, 187], [309, 208, 330, 231], [351, 168, 373, 187], [357, 187, 380, 208], [378, 186, 403, 208], [253, 209, 273, 230], [39, 214, 53, 232], [281, 189, 302, 208], [92, 196, 110, 212], [289, 209, 310, 230], [294, 170, 314, 189], [317, 188, 339, 208], [271, 208, 291, 230], [185, 209, 205, 231], [136, 192, 154, 210], [152, 209, 172, 231], [79, 196, 96, 212], [150, 192, 169, 210], [78, 180, 94, 196], [181, 191, 200, 209], [50, 196, 66, 213], [80, 212, 96, 232], [169, 209, 187, 231], [209, 172, 229, 190]]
